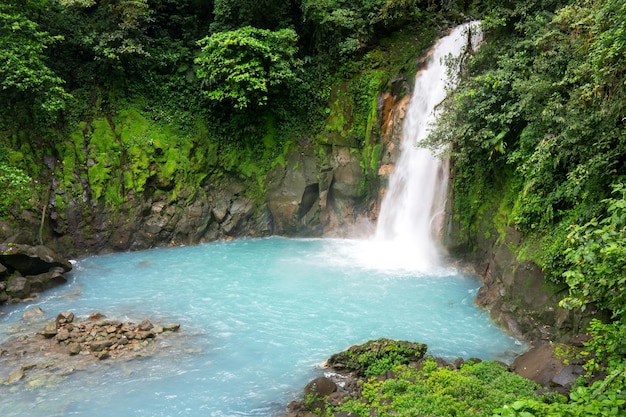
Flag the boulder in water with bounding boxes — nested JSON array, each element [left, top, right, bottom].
[[0, 243, 71, 275], [0, 243, 72, 304], [304, 377, 337, 397], [326, 338, 427, 377]]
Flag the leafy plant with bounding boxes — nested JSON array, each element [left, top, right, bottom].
[[0, 3, 70, 114], [195, 26, 302, 110], [0, 149, 36, 218], [559, 184, 626, 318], [334, 358, 542, 417]]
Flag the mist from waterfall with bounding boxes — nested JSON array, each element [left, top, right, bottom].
[[374, 22, 482, 270]]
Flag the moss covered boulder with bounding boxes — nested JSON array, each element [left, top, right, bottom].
[[326, 338, 428, 377]]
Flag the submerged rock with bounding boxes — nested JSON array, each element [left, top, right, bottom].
[[22, 307, 46, 320]]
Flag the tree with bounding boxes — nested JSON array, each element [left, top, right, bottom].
[[300, 0, 424, 57], [209, 0, 297, 32], [0, 4, 70, 113], [60, 0, 154, 64], [195, 26, 302, 109]]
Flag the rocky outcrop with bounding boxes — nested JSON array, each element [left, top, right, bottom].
[[37, 311, 180, 360], [0, 73, 417, 257], [510, 342, 586, 395], [325, 338, 428, 377], [266, 142, 374, 238], [0, 243, 72, 304], [0, 310, 182, 386], [443, 207, 597, 344], [282, 338, 429, 417]]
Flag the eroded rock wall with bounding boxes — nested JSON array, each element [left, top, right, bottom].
[[0, 117, 392, 259]]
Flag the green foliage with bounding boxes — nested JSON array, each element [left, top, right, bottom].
[[494, 367, 626, 417], [61, 0, 154, 64], [583, 319, 626, 375], [195, 26, 302, 109], [334, 358, 542, 417], [559, 184, 626, 317], [430, 0, 625, 277], [0, 4, 70, 114], [300, 0, 425, 57], [210, 0, 296, 32], [0, 148, 36, 218], [431, 3, 626, 416]]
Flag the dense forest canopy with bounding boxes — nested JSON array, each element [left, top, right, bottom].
[[1, 0, 625, 415]]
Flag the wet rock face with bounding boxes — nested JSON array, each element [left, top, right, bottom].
[[0, 243, 72, 304]]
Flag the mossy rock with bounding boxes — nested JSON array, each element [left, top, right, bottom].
[[326, 338, 428, 377]]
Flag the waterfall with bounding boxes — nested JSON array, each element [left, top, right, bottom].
[[375, 22, 482, 269]]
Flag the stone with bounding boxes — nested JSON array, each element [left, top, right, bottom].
[[55, 328, 70, 342], [6, 275, 31, 298], [212, 199, 229, 223], [88, 312, 105, 321], [95, 351, 110, 360], [22, 307, 45, 320], [327, 391, 348, 406], [90, 339, 114, 352], [0, 243, 72, 275], [162, 323, 180, 332], [304, 377, 337, 397], [551, 364, 585, 390], [8, 366, 25, 384], [137, 319, 153, 331], [56, 311, 74, 324], [135, 330, 155, 340], [510, 343, 581, 393], [27, 268, 67, 293], [67, 343, 81, 356], [41, 321, 58, 338]]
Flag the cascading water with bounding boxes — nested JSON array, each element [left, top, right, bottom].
[[375, 22, 482, 269]]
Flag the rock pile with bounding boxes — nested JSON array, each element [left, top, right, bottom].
[[40, 311, 181, 360], [0, 310, 184, 386], [0, 243, 72, 304]]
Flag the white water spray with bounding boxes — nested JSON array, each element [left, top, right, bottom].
[[373, 22, 482, 270]]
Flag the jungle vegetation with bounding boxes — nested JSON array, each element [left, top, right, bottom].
[[1, 0, 624, 415]]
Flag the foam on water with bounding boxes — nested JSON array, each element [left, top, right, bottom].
[[0, 237, 525, 417]]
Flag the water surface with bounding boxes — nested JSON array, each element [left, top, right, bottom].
[[0, 237, 524, 416]]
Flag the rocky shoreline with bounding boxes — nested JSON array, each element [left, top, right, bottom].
[[280, 338, 586, 417]]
